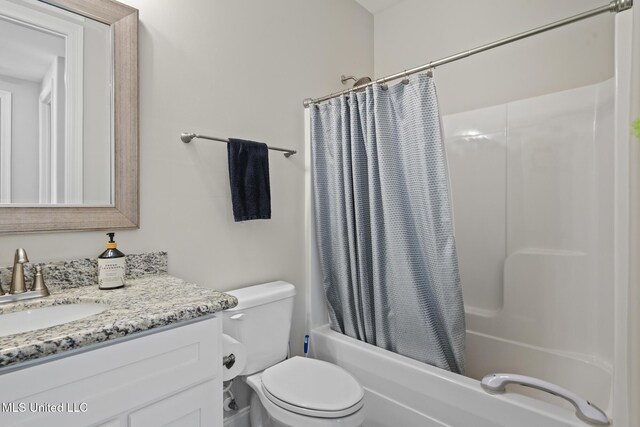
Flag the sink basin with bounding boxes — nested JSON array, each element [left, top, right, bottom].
[[0, 303, 107, 337]]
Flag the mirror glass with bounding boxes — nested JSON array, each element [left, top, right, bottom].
[[0, 0, 112, 206]]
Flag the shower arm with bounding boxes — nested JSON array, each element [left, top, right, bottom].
[[341, 75, 356, 84], [481, 373, 609, 426]]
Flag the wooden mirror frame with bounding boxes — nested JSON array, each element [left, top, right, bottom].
[[0, 0, 138, 233]]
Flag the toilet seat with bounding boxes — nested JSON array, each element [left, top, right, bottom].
[[260, 356, 364, 418]]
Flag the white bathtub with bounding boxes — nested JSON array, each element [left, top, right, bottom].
[[310, 325, 594, 427]]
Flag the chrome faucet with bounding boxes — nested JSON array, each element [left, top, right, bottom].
[[0, 248, 50, 305]]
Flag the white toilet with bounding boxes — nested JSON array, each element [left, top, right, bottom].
[[223, 281, 365, 427]]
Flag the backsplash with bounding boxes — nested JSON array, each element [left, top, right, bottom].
[[0, 252, 168, 290]]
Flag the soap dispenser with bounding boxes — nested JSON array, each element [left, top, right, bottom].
[[98, 232, 125, 290]]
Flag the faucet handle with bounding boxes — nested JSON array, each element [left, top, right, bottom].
[[31, 265, 49, 297]]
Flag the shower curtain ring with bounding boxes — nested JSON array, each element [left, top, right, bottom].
[[426, 62, 434, 78], [402, 70, 409, 85]]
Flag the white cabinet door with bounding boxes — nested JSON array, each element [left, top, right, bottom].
[[128, 380, 220, 427], [95, 418, 125, 427], [0, 317, 222, 427]]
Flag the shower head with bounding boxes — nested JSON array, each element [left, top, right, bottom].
[[341, 75, 372, 91]]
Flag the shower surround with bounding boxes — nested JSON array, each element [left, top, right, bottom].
[[307, 76, 617, 427], [304, 10, 635, 421], [447, 78, 614, 412], [306, 9, 633, 426]]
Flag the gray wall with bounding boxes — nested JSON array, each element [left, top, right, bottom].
[[374, 0, 614, 114], [0, 0, 373, 354]]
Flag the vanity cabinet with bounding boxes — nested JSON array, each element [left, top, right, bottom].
[[0, 317, 222, 427]]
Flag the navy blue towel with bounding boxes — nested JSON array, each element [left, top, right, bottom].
[[227, 138, 271, 222]]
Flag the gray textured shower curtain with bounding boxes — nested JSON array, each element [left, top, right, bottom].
[[310, 74, 465, 373]]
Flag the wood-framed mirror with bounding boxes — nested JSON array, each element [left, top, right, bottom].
[[0, 0, 138, 233]]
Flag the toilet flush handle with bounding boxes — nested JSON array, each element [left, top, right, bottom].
[[229, 313, 245, 320], [223, 354, 236, 369]]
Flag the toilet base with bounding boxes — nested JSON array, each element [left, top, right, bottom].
[[249, 392, 276, 427]]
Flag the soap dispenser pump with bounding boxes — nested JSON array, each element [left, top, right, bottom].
[[98, 232, 125, 290]]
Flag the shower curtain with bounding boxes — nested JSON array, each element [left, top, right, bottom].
[[310, 74, 465, 373]]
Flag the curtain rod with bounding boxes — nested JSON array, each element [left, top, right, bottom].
[[303, 0, 632, 108], [180, 133, 297, 158]]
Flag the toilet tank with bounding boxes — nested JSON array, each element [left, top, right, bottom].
[[223, 281, 296, 375]]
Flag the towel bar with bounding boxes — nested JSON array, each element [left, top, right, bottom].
[[181, 132, 296, 158]]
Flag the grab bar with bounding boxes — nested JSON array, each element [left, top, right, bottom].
[[481, 373, 609, 426]]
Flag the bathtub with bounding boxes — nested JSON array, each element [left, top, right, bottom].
[[310, 325, 594, 427]]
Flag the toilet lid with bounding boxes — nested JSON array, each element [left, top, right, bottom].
[[261, 357, 364, 417]]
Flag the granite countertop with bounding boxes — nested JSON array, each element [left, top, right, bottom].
[[0, 252, 237, 370]]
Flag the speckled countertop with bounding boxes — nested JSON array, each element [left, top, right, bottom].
[[0, 252, 237, 369]]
